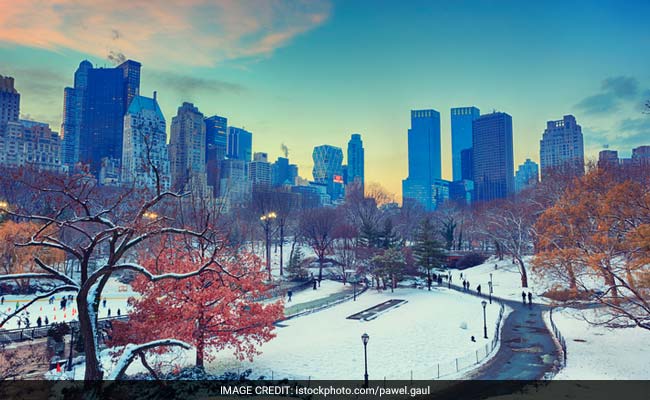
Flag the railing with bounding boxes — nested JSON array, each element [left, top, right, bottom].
[[0, 315, 128, 345], [432, 302, 505, 379], [548, 308, 567, 367]]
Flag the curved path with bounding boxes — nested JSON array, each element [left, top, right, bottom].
[[427, 283, 562, 399]]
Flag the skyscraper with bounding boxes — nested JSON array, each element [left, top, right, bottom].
[[460, 148, 474, 181], [0, 75, 20, 127], [249, 152, 272, 187], [227, 126, 252, 162], [346, 133, 365, 191], [312, 145, 344, 201], [451, 106, 480, 181], [205, 115, 228, 162], [61, 60, 91, 167], [77, 59, 141, 175], [169, 102, 209, 192], [402, 109, 441, 210], [121, 93, 170, 190], [514, 158, 539, 192], [272, 157, 298, 187], [598, 149, 619, 170], [472, 112, 514, 201], [539, 115, 584, 180]]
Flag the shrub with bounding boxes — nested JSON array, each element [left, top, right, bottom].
[[455, 253, 487, 269]]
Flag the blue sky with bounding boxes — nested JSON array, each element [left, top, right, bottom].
[[1, 0, 649, 197]]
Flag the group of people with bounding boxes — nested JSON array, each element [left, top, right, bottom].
[[522, 291, 533, 307]]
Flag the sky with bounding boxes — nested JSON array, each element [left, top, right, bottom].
[[1, 0, 649, 199]]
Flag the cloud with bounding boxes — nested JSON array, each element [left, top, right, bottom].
[[0, 0, 331, 67], [583, 117, 650, 152], [148, 71, 245, 102], [575, 76, 644, 115]]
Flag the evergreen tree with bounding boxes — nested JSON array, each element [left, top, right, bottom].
[[379, 218, 401, 249], [413, 218, 447, 290], [286, 246, 307, 280]]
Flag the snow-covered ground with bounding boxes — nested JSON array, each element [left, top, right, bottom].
[[206, 287, 504, 380], [456, 257, 551, 304], [282, 279, 347, 307], [547, 307, 650, 379]]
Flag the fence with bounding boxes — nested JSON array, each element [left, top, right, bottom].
[[548, 308, 567, 367], [0, 315, 128, 345], [431, 302, 505, 379]]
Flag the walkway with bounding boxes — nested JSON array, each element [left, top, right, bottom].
[[428, 283, 562, 399]]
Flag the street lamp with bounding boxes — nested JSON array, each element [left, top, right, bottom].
[[481, 300, 488, 339], [260, 212, 277, 281], [488, 281, 493, 304], [361, 333, 369, 388], [143, 211, 158, 220]]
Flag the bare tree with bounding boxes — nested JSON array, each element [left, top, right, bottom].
[[0, 167, 230, 381], [299, 207, 338, 282]]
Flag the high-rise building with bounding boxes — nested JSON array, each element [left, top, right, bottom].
[[169, 102, 209, 193], [78, 59, 141, 175], [0, 120, 62, 172], [61, 60, 91, 167], [472, 112, 514, 201], [272, 156, 298, 187], [205, 115, 228, 163], [312, 144, 344, 201], [598, 149, 619, 170], [514, 159, 539, 192], [539, 115, 584, 180], [0, 75, 20, 127], [249, 152, 272, 187], [346, 133, 364, 190], [219, 158, 251, 209], [460, 148, 473, 181], [632, 145, 650, 165], [451, 107, 480, 181], [227, 126, 252, 162], [402, 109, 441, 210], [121, 93, 170, 190]]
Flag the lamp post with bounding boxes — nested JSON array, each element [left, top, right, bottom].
[[260, 212, 277, 281], [352, 277, 358, 301], [361, 333, 369, 387], [488, 281, 493, 304], [481, 300, 488, 339]]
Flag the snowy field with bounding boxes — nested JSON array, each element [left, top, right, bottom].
[[456, 257, 550, 304], [206, 287, 503, 380], [282, 279, 347, 307], [547, 307, 650, 379]]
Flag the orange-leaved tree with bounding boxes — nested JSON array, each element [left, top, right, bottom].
[[534, 166, 650, 329], [110, 246, 284, 370]]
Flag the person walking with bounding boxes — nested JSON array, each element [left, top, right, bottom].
[[1, 296, 4, 305], [117, 308, 121, 317], [477, 284, 482, 295], [521, 291, 526, 305], [107, 308, 111, 317], [25, 317, 30, 328], [528, 292, 533, 307], [103, 298, 107, 308], [44, 316, 49, 325], [37, 316, 42, 327], [287, 290, 293, 302]]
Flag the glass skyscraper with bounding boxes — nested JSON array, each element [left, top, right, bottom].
[[312, 144, 344, 201], [539, 115, 584, 180], [401, 109, 441, 211], [227, 126, 252, 162], [451, 106, 480, 182], [346, 133, 364, 190], [472, 112, 514, 202], [205, 115, 228, 162]]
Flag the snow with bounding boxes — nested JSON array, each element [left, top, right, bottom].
[[282, 279, 347, 307], [455, 256, 549, 304], [546, 307, 650, 379], [206, 287, 504, 380]]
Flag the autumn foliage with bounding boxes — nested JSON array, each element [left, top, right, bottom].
[[110, 247, 284, 368], [534, 166, 650, 330]]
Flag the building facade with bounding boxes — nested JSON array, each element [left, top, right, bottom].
[[272, 156, 298, 187], [227, 126, 252, 162], [402, 109, 442, 210], [205, 115, 228, 163], [312, 144, 344, 201], [346, 133, 365, 191], [0, 75, 20, 128], [61, 60, 91, 167], [451, 106, 480, 182], [539, 115, 584, 180], [169, 102, 209, 193], [472, 112, 514, 202], [514, 158, 539, 192], [249, 152, 272, 187], [121, 93, 170, 190]]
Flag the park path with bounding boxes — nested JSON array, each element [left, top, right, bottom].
[[445, 282, 561, 380]]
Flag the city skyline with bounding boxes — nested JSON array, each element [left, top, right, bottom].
[[1, 0, 649, 198]]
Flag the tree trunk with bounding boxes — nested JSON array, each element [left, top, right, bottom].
[[567, 262, 577, 290], [279, 223, 284, 276], [517, 258, 528, 288], [318, 255, 324, 282], [77, 288, 103, 380]]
